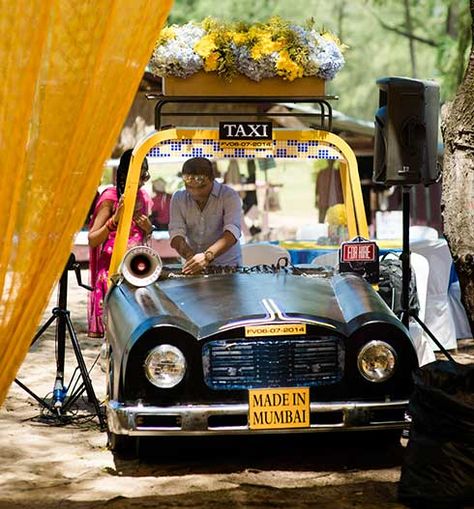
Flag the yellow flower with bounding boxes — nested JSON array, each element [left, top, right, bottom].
[[231, 32, 248, 45], [194, 34, 217, 58], [325, 204, 347, 226], [250, 34, 281, 60], [152, 17, 346, 82], [321, 31, 349, 53], [204, 51, 219, 72], [157, 26, 176, 45], [276, 50, 303, 81]]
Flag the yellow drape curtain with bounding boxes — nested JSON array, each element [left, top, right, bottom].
[[0, 0, 173, 404]]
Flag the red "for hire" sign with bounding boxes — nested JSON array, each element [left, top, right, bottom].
[[341, 242, 377, 262]]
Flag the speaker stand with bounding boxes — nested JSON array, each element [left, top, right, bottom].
[[399, 188, 456, 364], [14, 254, 106, 429]]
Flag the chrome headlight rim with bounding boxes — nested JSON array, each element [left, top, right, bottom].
[[144, 344, 186, 389], [357, 340, 397, 383]]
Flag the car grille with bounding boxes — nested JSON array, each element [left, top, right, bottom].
[[202, 336, 344, 390]]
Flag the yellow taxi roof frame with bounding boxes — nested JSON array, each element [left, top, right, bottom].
[[108, 127, 369, 280]]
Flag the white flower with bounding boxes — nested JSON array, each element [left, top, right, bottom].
[[234, 46, 277, 82], [149, 20, 345, 81], [149, 23, 206, 79], [306, 33, 345, 80]]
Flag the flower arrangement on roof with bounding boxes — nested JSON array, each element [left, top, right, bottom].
[[149, 17, 347, 82]]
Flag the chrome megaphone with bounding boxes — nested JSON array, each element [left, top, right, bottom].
[[120, 245, 162, 287]]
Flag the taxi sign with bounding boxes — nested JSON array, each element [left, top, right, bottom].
[[339, 237, 380, 284], [341, 241, 377, 262], [219, 121, 272, 140]]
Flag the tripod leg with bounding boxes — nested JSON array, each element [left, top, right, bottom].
[[63, 313, 106, 429], [14, 378, 56, 413], [410, 312, 457, 364], [14, 312, 61, 413], [31, 313, 58, 346]]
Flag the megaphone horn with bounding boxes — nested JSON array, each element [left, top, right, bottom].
[[120, 246, 162, 287]]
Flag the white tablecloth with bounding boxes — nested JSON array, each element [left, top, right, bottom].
[[411, 238, 463, 351]]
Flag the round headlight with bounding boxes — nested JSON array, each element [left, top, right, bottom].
[[144, 345, 186, 388], [357, 341, 397, 383]]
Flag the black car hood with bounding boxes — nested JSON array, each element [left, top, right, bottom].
[[107, 270, 403, 343]]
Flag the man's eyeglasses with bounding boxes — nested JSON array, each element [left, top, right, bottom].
[[182, 174, 209, 186]]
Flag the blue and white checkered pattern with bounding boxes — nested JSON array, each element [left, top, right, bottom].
[[147, 138, 342, 160]]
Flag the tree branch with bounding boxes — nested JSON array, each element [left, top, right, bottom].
[[370, 9, 438, 47]]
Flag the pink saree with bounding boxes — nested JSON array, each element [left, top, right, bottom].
[[87, 187, 152, 337]]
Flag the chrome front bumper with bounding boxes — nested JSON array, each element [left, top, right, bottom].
[[106, 399, 409, 436]]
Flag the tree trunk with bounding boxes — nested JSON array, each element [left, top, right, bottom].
[[404, 0, 417, 77], [441, 0, 474, 330]]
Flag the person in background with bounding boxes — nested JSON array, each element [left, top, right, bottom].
[[151, 177, 172, 231], [87, 149, 152, 338], [169, 157, 242, 274], [315, 160, 344, 222]]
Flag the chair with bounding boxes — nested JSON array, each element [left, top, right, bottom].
[[380, 251, 434, 366], [448, 280, 472, 339], [409, 225, 438, 241], [296, 223, 328, 241], [310, 251, 338, 267], [411, 238, 458, 351], [409, 252, 429, 322], [241, 244, 290, 266], [408, 252, 436, 366]]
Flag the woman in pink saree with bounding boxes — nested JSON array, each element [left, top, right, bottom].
[[87, 150, 153, 338]]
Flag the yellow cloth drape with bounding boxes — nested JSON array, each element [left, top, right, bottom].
[[0, 0, 173, 405]]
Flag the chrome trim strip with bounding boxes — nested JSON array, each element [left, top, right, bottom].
[[217, 298, 276, 331], [217, 296, 337, 332], [106, 399, 409, 436], [267, 298, 337, 329], [262, 298, 277, 319]]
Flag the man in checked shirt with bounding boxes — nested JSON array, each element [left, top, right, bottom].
[[169, 157, 242, 274]]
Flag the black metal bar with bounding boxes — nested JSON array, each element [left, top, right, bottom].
[[157, 111, 326, 118], [154, 96, 336, 131], [30, 313, 57, 345], [13, 378, 55, 413], [401, 187, 411, 328], [147, 93, 338, 101], [397, 187, 456, 363], [154, 95, 337, 102], [410, 313, 457, 364], [62, 313, 106, 430], [14, 309, 61, 413], [62, 381, 85, 410], [53, 268, 68, 408]]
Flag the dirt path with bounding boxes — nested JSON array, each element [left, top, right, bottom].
[[0, 272, 472, 508]]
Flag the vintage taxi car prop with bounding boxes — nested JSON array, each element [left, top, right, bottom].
[[103, 91, 418, 453]]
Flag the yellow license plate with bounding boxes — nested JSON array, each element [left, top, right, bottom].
[[245, 323, 306, 337], [248, 387, 310, 430]]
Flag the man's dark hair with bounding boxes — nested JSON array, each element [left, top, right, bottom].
[[182, 157, 214, 178]]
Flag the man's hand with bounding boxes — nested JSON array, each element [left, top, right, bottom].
[[182, 253, 208, 275]]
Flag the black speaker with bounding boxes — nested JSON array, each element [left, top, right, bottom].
[[373, 77, 440, 186]]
